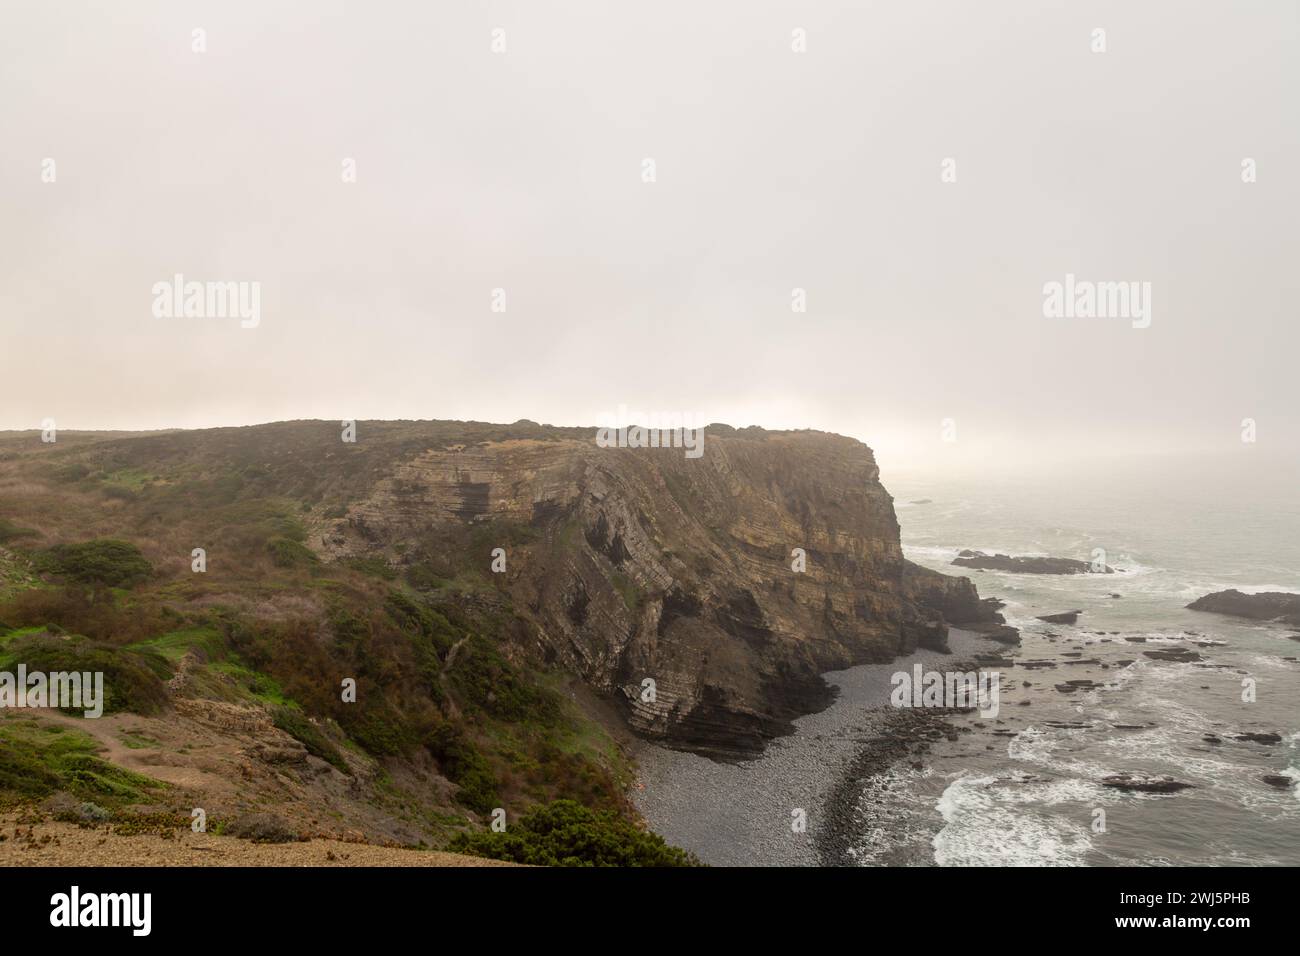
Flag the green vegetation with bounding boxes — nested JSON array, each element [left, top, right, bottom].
[[267, 537, 318, 569], [343, 556, 397, 580], [0, 719, 166, 807], [1, 633, 170, 715], [0, 518, 39, 544], [205, 659, 293, 706], [127, 626, 224, 663], [610, 570, 642, 613], [38, 539, 152, 588], [425, 722, 498, 813], [0, 426, 645, 853], [271, 706, 350, 774], [449, 800, 700, 867], [449, 635, 561, 724]]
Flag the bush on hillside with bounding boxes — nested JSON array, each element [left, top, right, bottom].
[[7, 633, 170, 715], [39, 539, 152, 588], [0, 518, 39, 545], [267, 537, 318, 569], [448, 799, 700, 867], [424, 722, 498, 814], [271, 706, 350, 774]]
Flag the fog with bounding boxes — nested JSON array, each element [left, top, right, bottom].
[[2, 1, 1296, 477]]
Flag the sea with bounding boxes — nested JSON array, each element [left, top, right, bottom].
[[869, 452, 1300, 866]]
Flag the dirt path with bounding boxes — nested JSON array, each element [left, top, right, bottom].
[[0, 815, 515, 867], [29, 709, 224, 792]]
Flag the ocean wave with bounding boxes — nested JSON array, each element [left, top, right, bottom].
[[931, 772, 1096, 866]]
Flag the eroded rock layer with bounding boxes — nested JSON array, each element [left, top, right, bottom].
[[310, 422, 990, 756]]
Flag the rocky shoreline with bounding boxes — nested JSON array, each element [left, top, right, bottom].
[[630, 629, 997, 866], [815, 705, 968, 866]]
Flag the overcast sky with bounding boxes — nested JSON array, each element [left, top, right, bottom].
[[2, 1, 1296, 475]]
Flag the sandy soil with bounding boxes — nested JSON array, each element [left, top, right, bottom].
[[0, 815, 515, 867]]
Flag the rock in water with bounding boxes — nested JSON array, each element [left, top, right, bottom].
[[952, 550, 1113, 574], [1036, 610, 1082, 625], [1142, 648, 1203, 663], [1102, 774, 1195, 794], [1233, 732, 1282, 744], [1186, 589, 1300, 627]]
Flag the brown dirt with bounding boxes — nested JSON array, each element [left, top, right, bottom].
[[0, 814, 515, 867]]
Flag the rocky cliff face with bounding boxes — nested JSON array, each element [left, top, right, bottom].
[[312, 422, 988, 757], [901, 560, 1005, 627]]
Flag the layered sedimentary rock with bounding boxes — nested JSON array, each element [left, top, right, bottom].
[[312, 422, 993, 757], [902, 560, 1004, 626]]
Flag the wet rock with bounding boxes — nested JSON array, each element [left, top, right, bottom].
[[1142, 648, 1203, 663], [1102, 774, 1195, 794], [1037, 610, 1083, 625], [1054, 679, 1101, 693], [953, 551, 1113, 574], [1187, 589, 1300, 627], [1233, 732, 1282, 745]]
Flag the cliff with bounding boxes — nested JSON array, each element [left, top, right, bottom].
[[0, 420, 996, 760], [306, 421, 986, 755]]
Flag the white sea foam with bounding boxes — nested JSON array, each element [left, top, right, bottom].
[[1247, 655, 1293, 670], [1282, 767, 1300, 804], [931, 773, 1095, 866]]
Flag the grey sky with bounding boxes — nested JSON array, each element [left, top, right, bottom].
[[2, 0, 1296, 474]]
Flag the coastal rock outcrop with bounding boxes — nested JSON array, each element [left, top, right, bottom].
[[308, 422, 991, 757], [1187, 589, 1300, 627], [902, 561, 1019, 644], [1102, 774, 1194, 794], [953, 550, 1113, 575], [1036, 610, 1082, 625]]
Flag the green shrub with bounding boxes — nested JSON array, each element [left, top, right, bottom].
[[8, 633, 170, 715], [345, 705, 417, 757], [0, 722, 166, 806], [0, 518, 39, 545], [271, 706, 350, 774], [449, 636, 560, 724], [345, 556, 397, 580], [405, 564, 449, 591], [385, 591, 457, 655], [448, 799, 700, 867], [40, 539, 152, 588], [267, 537, 318, 568], [425, 723, 498, 814]]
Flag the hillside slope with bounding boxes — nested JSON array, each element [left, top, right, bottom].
[[0, 420, 998, 852]]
